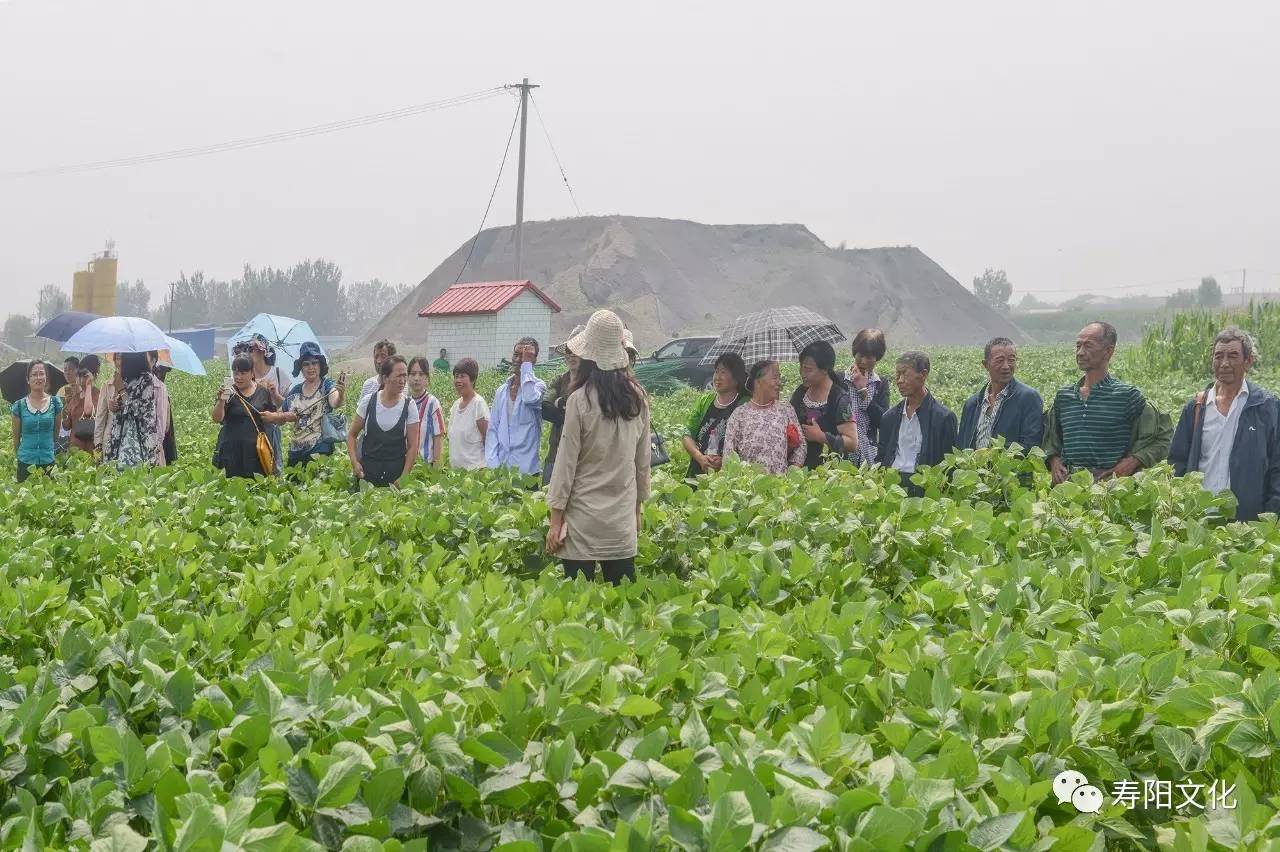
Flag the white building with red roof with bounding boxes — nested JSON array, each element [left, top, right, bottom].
[[418, 280, 561, 368]]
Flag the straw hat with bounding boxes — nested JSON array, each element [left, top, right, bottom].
[[622, 329, 639, 361], [565, 310, 629, 371], [553, 324, 586, 357]]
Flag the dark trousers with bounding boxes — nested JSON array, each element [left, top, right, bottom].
[[287, 440, 335, 468], [563, 558, 635, 586], [16, 462, 52, 483]]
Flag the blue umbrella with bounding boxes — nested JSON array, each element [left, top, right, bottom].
[[158, 335, 207, 375], [63, 316, 169, 354], [36, 311, 102, 345], [227, 314, 324, 378]]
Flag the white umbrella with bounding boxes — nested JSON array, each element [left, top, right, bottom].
[[227, 313, 324, 377], [63, 316, 169, 354], [156, 335, 207, 375]]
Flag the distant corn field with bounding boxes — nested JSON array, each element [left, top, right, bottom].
[[1135, 301, 1277, 375]]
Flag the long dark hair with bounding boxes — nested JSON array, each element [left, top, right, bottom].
[[571, 359, 643, 420], [799, 341, 848, 389]]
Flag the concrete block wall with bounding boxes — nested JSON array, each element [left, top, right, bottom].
[[427, 315, 500, 368], [493, 291, 554, 363]]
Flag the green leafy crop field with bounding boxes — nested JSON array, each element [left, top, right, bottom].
[[2, 346, 1279, 850]]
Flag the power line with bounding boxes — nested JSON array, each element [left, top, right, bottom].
[[3, 86, 507, 179], [529, 92, 581, 216], [452, 97, 523, 286]]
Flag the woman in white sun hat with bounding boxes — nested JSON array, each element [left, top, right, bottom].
[[545, 310, 652, 585]]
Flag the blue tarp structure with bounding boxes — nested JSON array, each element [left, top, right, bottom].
[[167, 328, 215, 361]]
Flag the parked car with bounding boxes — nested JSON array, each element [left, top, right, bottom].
[[637, 336, 720, 389]]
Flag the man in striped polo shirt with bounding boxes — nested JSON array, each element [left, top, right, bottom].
[[1046, 321, 1147, 484]]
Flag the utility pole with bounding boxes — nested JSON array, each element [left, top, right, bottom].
[[168, 280, 177, 332], [507, 77, 539, 279]]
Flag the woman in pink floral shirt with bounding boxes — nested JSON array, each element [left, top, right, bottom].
[[723, 360, 806, 474]]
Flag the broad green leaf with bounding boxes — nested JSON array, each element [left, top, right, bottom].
[[165, 668, 196, 715], [90, 825, 148, 852], [680, 710, 710, 752], [859, 806, 920, 850], [173, 794, 225, 852], [708, 791, 754, 852], [969, 812, 1024, 851], [618, 696, 663, 717], [1152, 726, 1197, 774], [363, 768, 405, 819], [315, 756, 364, 809], [88, 726, 122, 765], [761, 827, 830, 852]]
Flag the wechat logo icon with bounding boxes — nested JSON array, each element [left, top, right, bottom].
[[1054, 770, 1103, 814]]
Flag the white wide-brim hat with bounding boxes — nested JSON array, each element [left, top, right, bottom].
[[622, 329, 639, 360], [565, 310, 629, 371], [553, 325, 586, 357]]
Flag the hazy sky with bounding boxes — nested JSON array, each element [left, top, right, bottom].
[[3, 0, 1279, 317]]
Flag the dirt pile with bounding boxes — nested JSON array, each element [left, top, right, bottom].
[[363, 216, 1021, 352]]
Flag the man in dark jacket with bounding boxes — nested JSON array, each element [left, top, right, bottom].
[[956, 337, 1044, 452], [878, 351, 958, 495], [1168, 326, 1280, 521]]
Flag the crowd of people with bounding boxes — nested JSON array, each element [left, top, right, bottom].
[[10, 312, 1279, 582]]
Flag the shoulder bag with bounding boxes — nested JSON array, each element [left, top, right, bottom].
[[237, 394, 275, 475], [315, 381, 348, 443], [650, 431, 670, 467], [72, 389, 97, 441]]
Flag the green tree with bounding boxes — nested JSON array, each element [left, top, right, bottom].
[[116, 280, 152, 318], [36, 285, 70, 326], [159, 272, 216, 328], [1167, 288, 1199, 310], [342, 278, 412, 335], [1016, 292, 1050, 311], [287, 259, 345, 333], [973, 268, 1013, 314], [1198, 276, 1222, 308], [2, 313, 35, 348]]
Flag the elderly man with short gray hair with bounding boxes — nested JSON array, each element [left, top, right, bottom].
[[877, 351, 957, 494], [1168, 327, 1280, 520], [956, 337, 1044, 452]]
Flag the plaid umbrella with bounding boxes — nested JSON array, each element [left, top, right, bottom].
[[699, 306, 846, 366]]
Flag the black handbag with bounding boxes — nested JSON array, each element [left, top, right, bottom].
[[650, 431, 670, 467]]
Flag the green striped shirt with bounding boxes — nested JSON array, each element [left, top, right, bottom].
[[1054, 375, 1145, 469]]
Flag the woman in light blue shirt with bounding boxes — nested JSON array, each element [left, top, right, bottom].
[[10, 361, 63, 482]]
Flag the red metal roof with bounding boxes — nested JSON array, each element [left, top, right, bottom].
[[418, 280, 561, 317]]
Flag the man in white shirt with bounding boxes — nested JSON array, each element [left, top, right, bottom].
[[1198, 383, 1249, 494], [877, 351, 957, 496], [1169, 326, 1280, 520], [893, 403, 923, 475], [359, 340, 396, 399]]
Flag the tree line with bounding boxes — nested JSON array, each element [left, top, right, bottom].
[[2, 259, 412, 350]]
